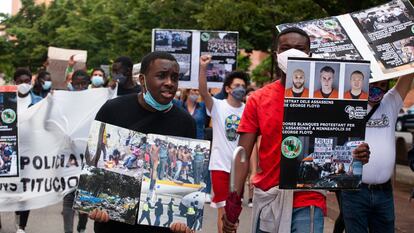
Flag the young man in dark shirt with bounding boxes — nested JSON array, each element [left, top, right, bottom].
[[92, 51, 196, 233]]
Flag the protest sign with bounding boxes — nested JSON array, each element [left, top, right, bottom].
[[279, 57, 369, 189], [47, 47, 88, 90], [75, 121, 210, 229], [0, 86, 18, 177], [0, 88, 114, 211], [277, 0, 414, 82], [152, 29, 238, 88]]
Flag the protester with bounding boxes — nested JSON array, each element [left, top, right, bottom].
[[90, 68, 108, 88], [222, 27, 370, 233], [32, 70, 52, 98], [67, 70, 90, 91], [198, 55, 249, 233], [314, 66, 338, 98], [111, 56, 141, 95], [181, 89, 208, 140], [12, 68, 36, 233], [341, 76, 413, 233], [90, 51, 196, 233]]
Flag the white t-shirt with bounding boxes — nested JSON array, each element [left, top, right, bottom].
[[208, 98, 245, 172], [17, 95, 31, 114], [363, 88, 402, 184]]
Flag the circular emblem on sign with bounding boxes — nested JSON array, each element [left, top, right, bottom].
[[281, 136, 302, 159], [201, 33, 210, 42], [323, 20, 338, 30], [1, 108, 16, 124], [411, 25, 414, 34]]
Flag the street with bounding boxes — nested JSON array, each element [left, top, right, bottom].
[[0, 180, 413, 233]]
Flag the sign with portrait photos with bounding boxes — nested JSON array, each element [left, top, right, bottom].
[[280, 57, 370, 190]]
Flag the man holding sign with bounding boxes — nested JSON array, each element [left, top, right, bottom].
[[222, 27, 370, 233], [341, 76, 413, 233]]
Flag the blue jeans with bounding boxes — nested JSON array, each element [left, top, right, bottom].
[[255, 206, 323, 233], [123, 156, 136, 169], [341, 186, 394, 233]]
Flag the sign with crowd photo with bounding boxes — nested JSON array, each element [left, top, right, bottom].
[[277, 0, 414, 82], [47, 46, 88, 90], [152, 29, 239, 88], [0, 86, 18, 177], [76, 121, 210, 229], [279, 57, 370, 189], [0, 88, 114, 211]]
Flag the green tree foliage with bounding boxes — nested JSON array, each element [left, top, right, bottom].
[[0, 0, 397, 79]]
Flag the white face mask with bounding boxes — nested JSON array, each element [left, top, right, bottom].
[[17, 83, 32, 95], [277, 48, 309, 74]]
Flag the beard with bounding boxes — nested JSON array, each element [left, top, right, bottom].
[[293, 82, 304, 89]]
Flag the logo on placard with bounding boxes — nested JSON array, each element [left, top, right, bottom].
[[345, 105, 366, 120], [281, 136, 302, 159], [201, 33, 210, 42], [1, 108, 16, 124], [411, 25, 414, 34]]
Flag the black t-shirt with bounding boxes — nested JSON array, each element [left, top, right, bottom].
[[117, 84, 141, 96], [94, 93, 196, 233]]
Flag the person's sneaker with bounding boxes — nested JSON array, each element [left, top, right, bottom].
[[16, 229, 26, 233]]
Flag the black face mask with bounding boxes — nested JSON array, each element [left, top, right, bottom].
[[113, 73, 127, 85]]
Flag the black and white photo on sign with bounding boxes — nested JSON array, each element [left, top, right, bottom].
[[0, 142, 17, 176], [393, 36, 414, 64], [351, 0, 412, 34], [313, 62, 340, 99], [285, 60, 311, 98], [343, 63, 370, 100]]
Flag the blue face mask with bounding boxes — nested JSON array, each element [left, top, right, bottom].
[[42, 81, 52, 90], [91, 76, 104, 87], [142, 75, 173, 111], [67, 83, 75, 91]]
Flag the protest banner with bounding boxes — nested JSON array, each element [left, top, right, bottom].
[[279, 57, 369, 189], [0, 88, 114, 211], [277, 0, 414, 83], [152, 29, 238, 88], [0, 86, 18, 177], [47, 47, 88, 90], [75, 121, 210, 229]]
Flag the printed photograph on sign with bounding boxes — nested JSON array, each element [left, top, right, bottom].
[[74, 165, 142, 225], [153, 30, 193, 81], [277, 18, 362, 60], [343, 63, 370, 100], [83, 121, 210, 229], [0, 86, 18, 177], [313, 62, 340, 99], [285, 60, 311, 98], [200, 31, 238, 83], [351, 1, 412, 34], [137, 135, 210, 230], [295, 137, 363, 189]]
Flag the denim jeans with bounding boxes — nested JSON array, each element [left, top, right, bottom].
[[193, 160, 204, 184], [174, 160, 183, 180], [123, 156, 136, 169], [341, 185, 394, 233], [255, 206, 323, 233], [158, 157, 168, 180], [291, 206, 324, 233]]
